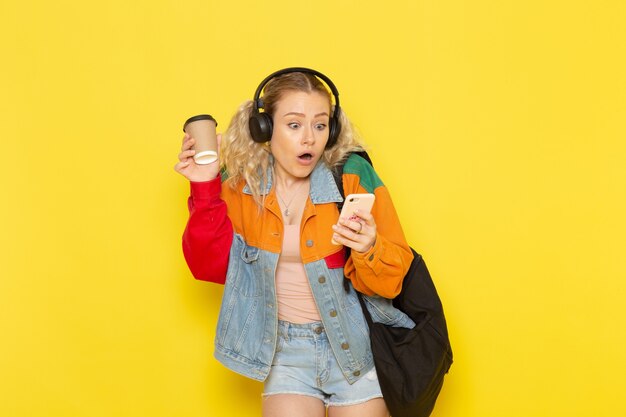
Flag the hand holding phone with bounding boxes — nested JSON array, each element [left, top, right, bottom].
[[331, 193, 375, 245]]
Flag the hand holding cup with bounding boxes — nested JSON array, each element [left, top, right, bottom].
[[183, 115, 218, 165], [175, 114, 221, 182]]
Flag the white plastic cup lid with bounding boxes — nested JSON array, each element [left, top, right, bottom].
[[194, 150, 218, 165]]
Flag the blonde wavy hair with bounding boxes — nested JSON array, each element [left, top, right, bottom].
[[220, 71, 365, 205]]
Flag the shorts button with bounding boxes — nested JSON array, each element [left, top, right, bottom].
[[314, 326, 323, 334], [318, 276, 326, 284], [353, 370, 361, 377], [368, 254, 374, 261], [329, 310, 337, 317], [341, 343, 349, 350]]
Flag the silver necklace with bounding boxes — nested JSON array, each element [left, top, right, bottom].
[[275, 179, 307, 217]]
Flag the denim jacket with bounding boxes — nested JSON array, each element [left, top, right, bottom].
[[183, 156, 415, 383]]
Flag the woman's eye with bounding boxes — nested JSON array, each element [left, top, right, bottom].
[[315, 123, 327, 131], [288, 122, 300, 129]]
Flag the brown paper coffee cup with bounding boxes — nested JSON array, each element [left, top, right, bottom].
[[183, 114, 218, 165]]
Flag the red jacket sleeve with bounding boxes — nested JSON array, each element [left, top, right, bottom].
[[182, 177, 233, 284]]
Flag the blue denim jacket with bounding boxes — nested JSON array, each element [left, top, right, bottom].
[[213, 161, 415, 384]]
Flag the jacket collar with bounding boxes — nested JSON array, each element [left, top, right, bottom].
[[242, 159, 343, 205]]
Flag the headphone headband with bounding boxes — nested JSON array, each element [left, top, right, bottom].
[[252, 67, 341, 113], [249, 67, 342, 147]]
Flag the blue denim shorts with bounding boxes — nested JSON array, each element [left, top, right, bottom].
[[262, 320, 383, 407]]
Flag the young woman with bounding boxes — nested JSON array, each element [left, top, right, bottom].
[[175, 68, 414, 417]]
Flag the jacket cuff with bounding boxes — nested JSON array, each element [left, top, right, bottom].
[[190, 177, 221, 201], [351, 235, 384, 276]]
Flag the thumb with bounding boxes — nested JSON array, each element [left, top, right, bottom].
[[216, 133, 222, 153]]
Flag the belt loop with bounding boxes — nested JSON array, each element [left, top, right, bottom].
[[280, 320, 290, 342]]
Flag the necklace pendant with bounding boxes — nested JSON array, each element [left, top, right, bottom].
[[284, 208, 290, 216]]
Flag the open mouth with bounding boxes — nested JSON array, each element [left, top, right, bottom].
[[298, 152, 314, 161]]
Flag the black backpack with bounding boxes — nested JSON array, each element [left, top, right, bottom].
[[333, 152, 453, 417]]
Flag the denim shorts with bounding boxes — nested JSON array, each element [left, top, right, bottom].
[[262, 320, 383, 407]]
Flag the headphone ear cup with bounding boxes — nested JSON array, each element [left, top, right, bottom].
[[326, 116, 341, 148], [249, 113, 273, 143]]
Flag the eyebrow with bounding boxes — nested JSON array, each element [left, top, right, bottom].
[[282, 112, 330, 118]]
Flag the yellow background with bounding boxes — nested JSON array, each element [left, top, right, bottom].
[[1, 0, 625, 416]]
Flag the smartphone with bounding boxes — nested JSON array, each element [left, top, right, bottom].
[[331, 193, 375, 244]]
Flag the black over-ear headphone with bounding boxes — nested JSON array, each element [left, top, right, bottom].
[[248, 67, 342, 148]]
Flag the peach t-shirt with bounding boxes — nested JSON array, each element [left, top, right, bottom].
[[275, 224, 322, 323]]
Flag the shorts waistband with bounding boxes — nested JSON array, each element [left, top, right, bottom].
[[278, 320, 326, 339]]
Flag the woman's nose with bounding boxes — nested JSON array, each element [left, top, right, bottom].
[[301, 125, 315, 145]]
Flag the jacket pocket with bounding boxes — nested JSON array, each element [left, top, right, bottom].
[[363, 295, 416, 329], [226, 236, 262, 297]]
